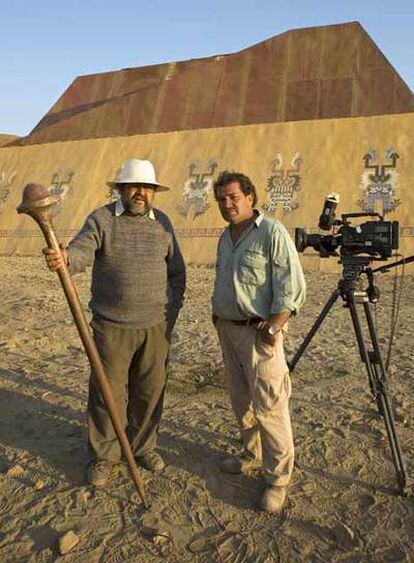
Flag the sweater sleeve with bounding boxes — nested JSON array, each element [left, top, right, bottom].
[[67, 212, 102, 275], [155, 210, 186, 325], [166, 226, 186, 324]]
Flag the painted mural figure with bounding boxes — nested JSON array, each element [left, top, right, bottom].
[[262, 153, 302, 215], [0, 170, 17, 214], [48, 170, 75, 215], [42, 159, 186, 487], [211, 170, 306, 513], [178, 159, 217, 219], [358, 149, 401, 215]]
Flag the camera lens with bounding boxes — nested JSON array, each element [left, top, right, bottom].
[[295, 228, 307, 252]]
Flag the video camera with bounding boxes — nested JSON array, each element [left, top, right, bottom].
[[295, 194, 399, 260]]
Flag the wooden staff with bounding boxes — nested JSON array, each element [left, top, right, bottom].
[[17, 183, 148, 508]]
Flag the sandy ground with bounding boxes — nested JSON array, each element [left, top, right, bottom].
[[0, 256, 413, 562]]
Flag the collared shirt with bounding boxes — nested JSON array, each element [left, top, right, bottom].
[[212, 212, 306, 320], [115, 198, 156, 219]]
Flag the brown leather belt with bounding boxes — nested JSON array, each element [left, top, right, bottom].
[[225, 317, 262, 327]]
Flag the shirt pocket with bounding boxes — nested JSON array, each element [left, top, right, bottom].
[[238, 249, 267, 286]]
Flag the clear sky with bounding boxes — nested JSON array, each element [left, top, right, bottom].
[[1, 0, 413, 136]]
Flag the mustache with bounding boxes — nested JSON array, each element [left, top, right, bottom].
[[125, 197, 147, 205]]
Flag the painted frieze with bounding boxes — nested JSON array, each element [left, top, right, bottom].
[[0, 170, 17, 214], [178, 160, 218, 219], [262, 153, 302, 215], [358, 149, 401, 215], [48, 170, 75, 214]]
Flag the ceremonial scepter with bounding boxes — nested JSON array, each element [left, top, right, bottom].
[[17, 183, 148, 508]]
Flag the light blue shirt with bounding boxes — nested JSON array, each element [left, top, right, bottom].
[[212, 212, 306, 320]]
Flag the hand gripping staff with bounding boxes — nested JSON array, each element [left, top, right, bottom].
[[17, 183, 148, 508]]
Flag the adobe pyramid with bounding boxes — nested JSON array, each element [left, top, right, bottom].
[[13, 21, 413, 146]]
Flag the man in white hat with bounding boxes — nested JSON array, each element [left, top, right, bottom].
[[43, 159, 186, 486]]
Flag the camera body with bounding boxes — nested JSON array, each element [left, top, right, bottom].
[[295, 212, 399, 260]]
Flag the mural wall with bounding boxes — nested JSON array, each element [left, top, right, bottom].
[[0, 112, 413, 270]]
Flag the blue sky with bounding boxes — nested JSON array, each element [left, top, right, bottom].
[[1, 0, 413, 136]]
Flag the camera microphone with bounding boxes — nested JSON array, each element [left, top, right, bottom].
[[319, 193, 340, 231]]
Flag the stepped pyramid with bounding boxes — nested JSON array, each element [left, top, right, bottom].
[[10, 21, 413, 146]]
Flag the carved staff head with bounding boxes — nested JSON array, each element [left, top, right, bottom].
[[17, 183, 60, 223]]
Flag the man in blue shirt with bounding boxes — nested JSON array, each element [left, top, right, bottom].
[[212, 171, 306, 512]]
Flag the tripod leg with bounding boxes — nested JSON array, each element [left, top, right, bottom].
[[363, 301, 408, 494], [289, 288, 340, 372], [347, 293, 408, 494]]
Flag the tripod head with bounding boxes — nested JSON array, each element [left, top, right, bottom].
[[341, 256, 372, 281], [338, 253, 414, 304], [337, 256, 381, 303]]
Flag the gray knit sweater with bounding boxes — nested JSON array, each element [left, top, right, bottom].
[[67, 202, 186, 328]]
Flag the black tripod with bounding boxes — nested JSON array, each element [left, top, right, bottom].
[[289, 255, 413, 496]]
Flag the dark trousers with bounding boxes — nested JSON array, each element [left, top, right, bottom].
[[87, 319, 170, 463]]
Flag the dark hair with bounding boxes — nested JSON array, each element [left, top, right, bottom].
[[213, 171, 258, 207]]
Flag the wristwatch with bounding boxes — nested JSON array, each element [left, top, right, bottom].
[[267, 324, 282, 336]]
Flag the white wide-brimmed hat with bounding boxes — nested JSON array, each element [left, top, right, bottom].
[[107, 159, 170, 192]]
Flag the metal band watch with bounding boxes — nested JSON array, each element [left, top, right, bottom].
[[267, 324, 282, 336]]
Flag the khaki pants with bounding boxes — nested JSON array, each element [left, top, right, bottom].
[[88, 319, 170, 463], [217, 319, 294, 486]]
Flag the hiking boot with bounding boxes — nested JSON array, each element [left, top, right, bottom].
[[259, 485, 287, 512], [136, 450, 165, 472], [86, 460, 118, 487], [219, 454, 261, 474]]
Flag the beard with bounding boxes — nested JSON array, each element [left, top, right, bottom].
[[122, 196, 150, 216], [126, 204, 149, 216]]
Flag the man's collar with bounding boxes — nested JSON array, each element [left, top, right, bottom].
[[115, 199, 155, 219], [254, 210, 264, 226], [114, 199, 125, 216]]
